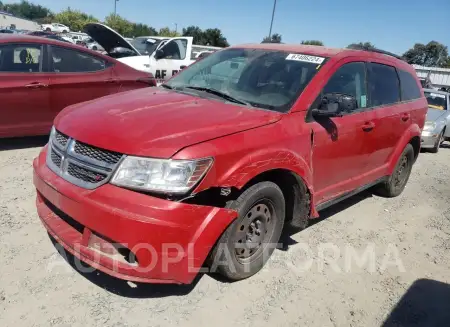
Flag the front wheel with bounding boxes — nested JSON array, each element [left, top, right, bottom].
[[209, 181, 285, 281], [374, 144, 414, 198]]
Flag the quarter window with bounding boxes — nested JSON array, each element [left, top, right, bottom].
[[367, 63, 400, 106], [398, 69, 422, 101], [322, 62, 368, 110], [51, 46, 107, 73]]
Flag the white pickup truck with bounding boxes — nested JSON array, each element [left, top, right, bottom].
[[84, 23, 219, 85]]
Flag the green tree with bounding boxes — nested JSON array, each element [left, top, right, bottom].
[[158, 27, 180, 37], [104, 14, 133, 37], [201, 28, 229, 47], [131, 23, 157, 37], [182, 25, 204, 44], [347, 42, 376, 50], [403, 41, 450, 68], [53, 8, 98, 32], [301, 40, 324, 46], [0, 0, 52, 20], [262, 33, 282, 43]]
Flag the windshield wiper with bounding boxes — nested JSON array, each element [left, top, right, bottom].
[[160, 84, 173, 89], [185, 86, 249, 106]]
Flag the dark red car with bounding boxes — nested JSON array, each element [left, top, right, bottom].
[[33, 44, 427, 284], [0, 34, 155, 138]]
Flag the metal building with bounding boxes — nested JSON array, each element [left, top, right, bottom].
[[414, 65, 450, 89], [0, 11, 40, 31]]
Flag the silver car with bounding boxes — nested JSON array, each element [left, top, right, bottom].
[[421, 89, 450, 153]]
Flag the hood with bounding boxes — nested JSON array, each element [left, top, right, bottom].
[[426, 108, 448, 122], [83, 23, 140, 56], [55, 88, 282, 158]]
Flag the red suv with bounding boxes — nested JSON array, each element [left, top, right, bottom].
[[33, 44, 427, 284]]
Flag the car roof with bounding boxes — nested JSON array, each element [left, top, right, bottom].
[[423, 88, 449, 95], [0, 34, 112, 59], [230, 43, 413, 71]]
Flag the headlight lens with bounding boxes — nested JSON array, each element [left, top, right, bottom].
[[423, 121, 436, 131], [111, 156, 213, 194]]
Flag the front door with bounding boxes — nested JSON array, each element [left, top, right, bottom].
[[0, 43, 51, 137], [149, 37, 191, 84], [309, 61, 374, 204], [48, 45, 118, 117]]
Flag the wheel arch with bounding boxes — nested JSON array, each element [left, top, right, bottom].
[[388, 124, 421, 174]]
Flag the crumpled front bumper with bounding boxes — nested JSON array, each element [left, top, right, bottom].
[[421, 130, 439, 148], [33, 146, 237, 284]]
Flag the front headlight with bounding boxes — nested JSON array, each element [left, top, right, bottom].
[[111, 156, 213, 194], [423, 121, 436, 131]]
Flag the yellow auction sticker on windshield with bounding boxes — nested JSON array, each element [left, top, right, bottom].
[[286, 53, 325, 64]]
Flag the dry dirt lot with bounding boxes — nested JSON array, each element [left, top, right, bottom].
[[1, 137, 449, 327]]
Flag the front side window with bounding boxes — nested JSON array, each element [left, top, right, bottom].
[[322, 62, 367, 110], [367, 63, 400, 107], [424, 91, 447, 110], [51, 46, 107, 73], [0, 44, 41, 72], [160, 39, 188, 60], [165, 48, 326, 112]]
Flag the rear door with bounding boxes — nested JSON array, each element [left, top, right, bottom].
[[0, 43, 51, 137], [310, 61, 374, 203], [47, 45, 118, 117], [364, 63, 406, 176]]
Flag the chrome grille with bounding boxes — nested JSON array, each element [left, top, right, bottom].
[[74, 141, 122, 165], [47, 129, 124, 189]]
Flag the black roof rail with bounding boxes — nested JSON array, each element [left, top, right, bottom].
[[347, 45, 404, 61]]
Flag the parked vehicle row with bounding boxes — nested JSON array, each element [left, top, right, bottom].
[[421, 89, 450, 152], [32, 43, 428, 284], [0, 34, 156, 138]]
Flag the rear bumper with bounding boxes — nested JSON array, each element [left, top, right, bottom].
[[33, 147, 237, 284]]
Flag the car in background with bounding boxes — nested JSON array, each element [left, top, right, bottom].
[[41, 23, 70, 33], [0, 34, 156, 138], [41, 34, 73, 44], [0, 29, 16, 34], [85, 37, 104, 51], [421, 89, 450, 152]]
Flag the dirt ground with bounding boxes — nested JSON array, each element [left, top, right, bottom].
[[1, 136, 450, 327]]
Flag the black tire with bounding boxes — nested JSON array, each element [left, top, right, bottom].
[[374, 144, 414, 198], [209, 181, 285, 281], [92, 46, 97, 51], [62, 30, 68, 33], [45, 28, 51, 31], [430, 129, 445, 153]]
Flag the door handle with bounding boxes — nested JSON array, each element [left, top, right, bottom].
[[362, 121, 375, 132], [25, 82, 48, 89], [401, 113, 410, 122]]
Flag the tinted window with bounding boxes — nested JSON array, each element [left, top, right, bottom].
[[398, 69, 421, 101], [323, 62, 368, 109], [424, 91, 447, 110], [368, 63, 400, 106], [0, 44, 41, 72], [51, 46, 107, 72], [166, 48, 325, 112]]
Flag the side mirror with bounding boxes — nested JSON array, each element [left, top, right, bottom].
[[154, 49, 165, 59], [312, 93, 357, 118]]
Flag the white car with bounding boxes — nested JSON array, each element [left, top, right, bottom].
[[41, 23, 70, 33]]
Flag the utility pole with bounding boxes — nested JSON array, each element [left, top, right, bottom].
[[175, 23, 178, 33], [268, 0, 277, 39], [114, 0, 119, 16]]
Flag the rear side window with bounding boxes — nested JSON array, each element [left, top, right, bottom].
[[50, 46, 107, 73], [398, 69, 422, 101], [0, 44, 42, 72], [367, 63, 400, 107]]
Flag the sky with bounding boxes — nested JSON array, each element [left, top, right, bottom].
[[6, 0, 450, 55]]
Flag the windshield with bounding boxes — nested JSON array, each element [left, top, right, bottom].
[[164, 48, 326, 112], [130, 37, 163, 55], [425, 91, 448, 110]]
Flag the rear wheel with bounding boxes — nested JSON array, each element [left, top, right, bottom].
[[62, 30, 68, 33], [92, 45, 98, 51], [209, 181, 285, 281], [374, 144, 414, 198], [45, 28, 51, 31]]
